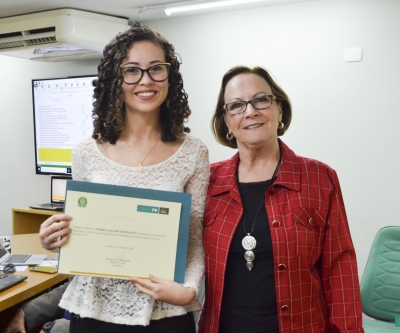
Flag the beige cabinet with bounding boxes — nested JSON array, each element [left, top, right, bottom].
[[12, 207, 59, 235]]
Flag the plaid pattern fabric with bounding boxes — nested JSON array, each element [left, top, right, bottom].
[[199, 140, 364, 333]]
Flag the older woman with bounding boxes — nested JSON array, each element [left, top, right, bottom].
[[199, 66, 364, 333]]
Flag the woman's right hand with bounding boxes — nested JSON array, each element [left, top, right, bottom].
[[39, 214, 72, 251]]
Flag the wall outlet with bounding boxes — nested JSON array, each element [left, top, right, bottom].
[[344, 47, 362, 62]]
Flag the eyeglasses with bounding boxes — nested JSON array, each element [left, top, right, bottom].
[[3, 263, 16, 274], [224, 94, 276, 115], [120, 63, 171, 85]]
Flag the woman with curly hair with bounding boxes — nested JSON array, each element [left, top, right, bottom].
[[38, 23, 209, 333]]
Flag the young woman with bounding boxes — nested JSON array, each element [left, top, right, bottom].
[[39, 23, 209, 333]]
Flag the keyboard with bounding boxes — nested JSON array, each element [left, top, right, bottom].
[[0, 274, 28, 292], [42, 203, 63, 209], [3, 254, 31, 264]]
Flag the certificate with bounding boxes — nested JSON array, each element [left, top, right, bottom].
[[58, 180, 192, 283]]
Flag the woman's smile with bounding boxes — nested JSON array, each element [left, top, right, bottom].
[[243, 123, 264, 130], [135, 90, 157, 99]]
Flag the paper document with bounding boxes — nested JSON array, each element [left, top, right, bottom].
[[58, 180, 192, 283]]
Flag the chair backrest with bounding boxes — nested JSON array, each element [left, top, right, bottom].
[[360, 226, 400, 322]]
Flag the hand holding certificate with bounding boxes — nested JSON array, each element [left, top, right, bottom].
[[57, 180, 192, 283]]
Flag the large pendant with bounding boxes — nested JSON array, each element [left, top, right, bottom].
[[242, 234, 256, 250], [137, 163, 143, 172], [242, 234, 256, 270]]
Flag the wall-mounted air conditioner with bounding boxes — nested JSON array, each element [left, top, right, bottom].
[[0, 8, 129, 62]]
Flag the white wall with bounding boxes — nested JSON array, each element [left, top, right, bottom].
[[0, 0, 399, 278], [147, 0, 400, 278]]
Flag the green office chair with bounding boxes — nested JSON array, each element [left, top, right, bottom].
[[360, 226, 400, 332]]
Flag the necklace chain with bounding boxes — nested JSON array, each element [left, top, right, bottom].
[[243, 195, 266, 235], [241, 148, 282, 271], [124, 135, 161, 172], [242, 150, 282, 235]]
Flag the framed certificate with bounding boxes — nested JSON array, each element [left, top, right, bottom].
[[58, 180, 192, 283]]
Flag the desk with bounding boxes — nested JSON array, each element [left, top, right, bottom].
[[0, 233, 69, 325], [0, 269, 68, 312]]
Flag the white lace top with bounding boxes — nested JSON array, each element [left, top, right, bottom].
[[59, 135, 209, 326]]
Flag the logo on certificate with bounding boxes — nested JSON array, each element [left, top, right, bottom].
[[77, 197, 88, 208], [159, 207, 169, 215], [137, 205, 170, 215], [137, 205, 159, 214]]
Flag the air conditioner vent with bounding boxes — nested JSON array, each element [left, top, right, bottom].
[[27, 27, 56, 35], [0, 41, 25, 49], [27, 36, 57, 46], [0, 31, 23, 39], [0, 26, 57, 49]]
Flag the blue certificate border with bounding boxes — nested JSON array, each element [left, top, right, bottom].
[[65, 180, 192, 283]]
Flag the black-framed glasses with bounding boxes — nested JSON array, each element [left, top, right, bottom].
[[120, 63, 171, 85], [224, 94, 276, 115], [3, 263, 16, 274]]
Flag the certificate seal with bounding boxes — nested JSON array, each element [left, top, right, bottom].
[[77, 197, 88, 208]]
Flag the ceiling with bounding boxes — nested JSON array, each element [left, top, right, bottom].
[[0, 0, 319, 24]]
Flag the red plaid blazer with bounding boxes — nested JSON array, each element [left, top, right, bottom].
[[199, 140, 364, 333]]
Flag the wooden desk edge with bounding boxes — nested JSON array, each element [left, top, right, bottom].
[[0, 273, 69, 312]]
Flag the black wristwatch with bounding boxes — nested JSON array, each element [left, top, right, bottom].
[[43, 321, 55, 333]]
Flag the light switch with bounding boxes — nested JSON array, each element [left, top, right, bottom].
[[344, 47, 362, 62]]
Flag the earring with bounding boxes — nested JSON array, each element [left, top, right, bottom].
[[278, 122, 285, 129], [226, 132, 234, 140], [166, 100, 170, 109]]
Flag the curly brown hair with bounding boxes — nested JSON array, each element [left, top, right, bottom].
[[92, 22, 190, 144], [212, 66, 292, 149]]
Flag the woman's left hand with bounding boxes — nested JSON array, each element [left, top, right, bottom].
[[130, 274, 196, 306]]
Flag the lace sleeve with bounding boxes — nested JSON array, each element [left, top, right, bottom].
[[182, 141, 209, 295]]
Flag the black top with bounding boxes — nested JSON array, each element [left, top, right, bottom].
[[219, 179, 279, 333]]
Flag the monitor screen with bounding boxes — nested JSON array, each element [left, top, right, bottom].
[[32, 75, 96, 175]]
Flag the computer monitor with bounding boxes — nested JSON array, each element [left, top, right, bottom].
[[32, 75, 96, 175]]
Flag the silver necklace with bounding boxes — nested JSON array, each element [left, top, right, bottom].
[[242, 150, 282, 271]]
